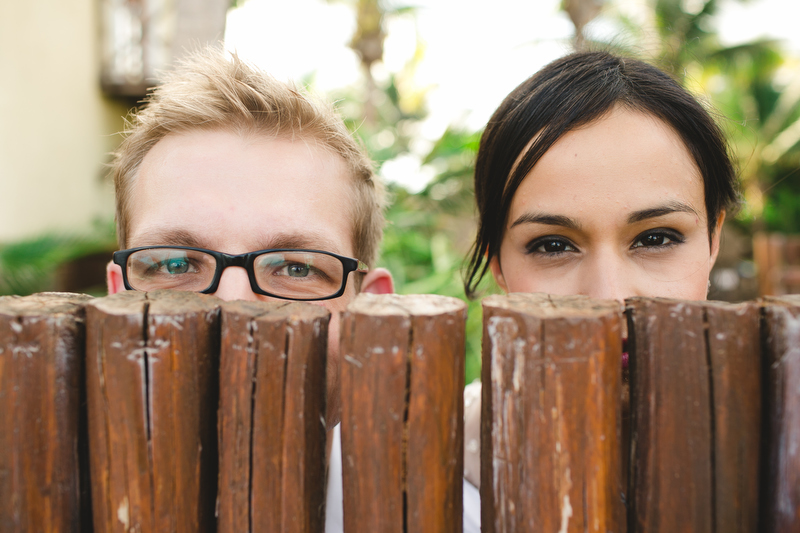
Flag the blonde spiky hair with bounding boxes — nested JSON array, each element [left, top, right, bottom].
[[112, 46, 386, 268]]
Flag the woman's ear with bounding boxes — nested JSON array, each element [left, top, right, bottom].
[[106, 261, 125, 294], [360, 267, 394, 295], [489, 255, 508, 293], [709, 210, 726, 268]]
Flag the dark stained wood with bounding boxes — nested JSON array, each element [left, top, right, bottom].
[[760, 295, 800, 532], [405, 297, 466, 532], [627, 298, 712, 532], [706, 301, 761, 533], [627, 297, 762, 532], [481, 293, 625, 533], [754, 233, 800, 296], [340, 294, 467, 533], [0, 292, 92, 533], [85, 290, 221, 532], [217, 300, 329, 533], [340, 296, 408, 532], [216, 303, 255, 533]]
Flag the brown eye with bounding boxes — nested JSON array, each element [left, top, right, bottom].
[[643, 234, 670, 246], [527, 237, 577, 255], [541, 240, 569, 252], [631, 230, 684, 249]]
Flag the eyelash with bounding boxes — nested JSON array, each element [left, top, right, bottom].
[[525, 236, 577, 256], [524, 228, 686, 256], [630, 229, 685, 250]]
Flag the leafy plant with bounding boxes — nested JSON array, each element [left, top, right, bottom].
[[0, 220, 116, 296]]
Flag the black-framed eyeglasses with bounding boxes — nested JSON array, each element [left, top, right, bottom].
[[113, 246, 369, 301]]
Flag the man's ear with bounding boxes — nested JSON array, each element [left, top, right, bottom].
[[710, 210, 726, 268], [106, 261, 125, 294], [360, 267, 394, 295], [489, 255, 508, 293]]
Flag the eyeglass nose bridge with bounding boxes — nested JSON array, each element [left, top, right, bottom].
[[206, 251, 257, 293]]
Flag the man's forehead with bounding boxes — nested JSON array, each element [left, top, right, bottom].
[[125, 129, 358, 257]]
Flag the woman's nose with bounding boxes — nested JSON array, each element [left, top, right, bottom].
[[578, 252, 638, 302], [212, 266, 260, 302]]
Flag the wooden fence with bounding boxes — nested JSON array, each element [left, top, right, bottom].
[[0, 290, 798, 532], [754, 232, 800, 296]]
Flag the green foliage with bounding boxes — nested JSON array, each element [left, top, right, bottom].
[[762, 169, 800, 231], [0, 220, 116, 296], [699, 41, 800, 232], [597, 0, 800, 233], [378, 126, 493, 384], [333, 72, 428, 166]]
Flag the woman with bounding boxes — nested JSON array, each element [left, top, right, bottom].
[[460, 50, 739, 529]]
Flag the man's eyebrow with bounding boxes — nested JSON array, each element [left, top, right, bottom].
[[131, 228, 345, 254], [131, 229, 205, 248], [626, 201, 699, 224], [510, 213, 581, 230], [257, 233, 343, 252]]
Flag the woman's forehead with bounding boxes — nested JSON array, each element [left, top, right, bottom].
[[509, 107, 706, 225]]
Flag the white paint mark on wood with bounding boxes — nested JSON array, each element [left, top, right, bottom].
[[152, 338, 169, 349], [12, 344, 39, 358], [344, 355, 363, 368], [152, 314, 184, 330], [558, 494, 573, 533], [117, 496, 130, 530]]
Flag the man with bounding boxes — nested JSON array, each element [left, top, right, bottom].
[[105, 47, 394, 531]]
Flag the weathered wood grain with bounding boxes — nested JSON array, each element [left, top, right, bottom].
[[0, 292, 92, 533], [627, 297, 761, 533], [760, 295, 800, 533], [706, 301, 761, 533], [85, 290, 220, 532], [481, 293, 625, 533], [340, 293, 466, 533], [217, 300, 329, 533]]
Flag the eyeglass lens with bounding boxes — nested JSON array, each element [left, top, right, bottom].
[[125, 248, 346, 299]]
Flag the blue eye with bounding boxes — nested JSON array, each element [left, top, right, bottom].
[[287, 263, 311, 277], [164, 258, 191, 274]]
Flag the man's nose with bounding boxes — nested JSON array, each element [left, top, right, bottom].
[[212, 266, 260, 302]]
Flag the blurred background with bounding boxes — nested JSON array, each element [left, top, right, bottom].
[[2, 0, 799, 382]]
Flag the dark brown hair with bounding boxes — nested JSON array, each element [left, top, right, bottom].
[[465, 51, 739, 298]]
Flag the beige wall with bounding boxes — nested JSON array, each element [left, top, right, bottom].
[[0, 0, 130, 243]]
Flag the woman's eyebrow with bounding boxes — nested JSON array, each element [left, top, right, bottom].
[[510, 213, 581, 230], [626, 201, 699, 224]]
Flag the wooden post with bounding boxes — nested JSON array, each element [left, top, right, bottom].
[[0, 292, 92, 533], [216, 300, 329, 533], [480, 293, 624, 533], [85, 290, 220, 532], [627, 298, 761, 533], [340, 294, 466, 533], [760, 295, 800, 532], [754, 232, 775, 296]]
